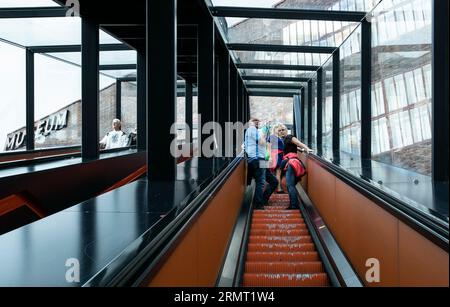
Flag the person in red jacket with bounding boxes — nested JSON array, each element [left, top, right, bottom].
[[281, 135, 312, 210]]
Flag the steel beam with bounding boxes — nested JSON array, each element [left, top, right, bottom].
[[249, 91, 297, 98], [81, 18, 100, 161], [360, 19, 372, 160], [26, 50, 35, 151], [236, 63, 320, 71], [332, 50, 340, 155], [242, 76, 311, 82], [99, 64, 137, 71], [228, 43, 336, 54], [432, 0, 449, 181], [147, 0, 177, 181], [211, 6, 366, 22], [0, 7, 68, 18], [28, 44, 131, 53], [137, 51, 146, 151]]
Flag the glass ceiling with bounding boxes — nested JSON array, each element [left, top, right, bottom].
[[209, 0, 379, 90], [0, 0, 58, 8], [234, 50, 329, 66], [0, 4, 136, 80], [240, 69, 314, 79]]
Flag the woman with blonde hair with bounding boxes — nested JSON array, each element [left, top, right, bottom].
[[269, 123, 286, 193]]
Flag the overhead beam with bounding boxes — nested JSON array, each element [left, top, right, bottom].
[[242, 75, 311, 82], [246, 84, 304, 90], [28, 44, 132, 53], [211, 7, 366, 22], [248, 91, 297, 98], [99, 64, 137, 71], [228, 43, 336, 54], [0, 6, 68, 18], [236, 63, 320, 71]]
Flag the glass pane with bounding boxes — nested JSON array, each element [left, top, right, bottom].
[[371, 0, 432, 176], [0, 0, 58, 7], [0, 16, 123, 47], [100, 69, 136, 79], [46, 50, 136, 67], [99, 76, 118, 150], [0, 41, 26, 153], [311, 75, 317, 149], [322, 57, 333, 158], [34, 53, 82, 150], [245, 81, 304, 87], [241, 69, 314, 78], [212, 0, 379, 10], [120, 81, 137, 138], [233, 50, 328, 66], [249, 96, 293, 126], [0, 17, 81, 47], [223, 18, 357, 47], [340, 26, 361, 156]]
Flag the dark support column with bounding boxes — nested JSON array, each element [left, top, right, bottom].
[[147, 0, 177, 181], [300, 88, 305, 141], [218, 44, 230, 156], [307, 80, 313, 148], [432, 0, 449, 182], [246, 91, 250, 122], [332, 49, 340, 156], [116, 80, 122, 120], [293, 94, 301, 138], [186, 80, 193, 143], [81, 18, 99, 161], [137, 51, 147, 151], [229, 62, 237, 123], [198, 12, 215, 145], [317, 68, 323, 154], [229, 62, 238, 157], [361, 19, 372, 161], [25, 49, 35, 151], [237, 80, 243, 123]]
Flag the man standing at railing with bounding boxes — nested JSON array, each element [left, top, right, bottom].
[[99, 119, 129, 150], [244, 118, 279, 210]]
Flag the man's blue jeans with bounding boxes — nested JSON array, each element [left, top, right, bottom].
[[248, 159, 279, 208], [286, 164, 300, 208]]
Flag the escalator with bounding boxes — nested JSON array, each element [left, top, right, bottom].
[[242, 194, 329, 287]]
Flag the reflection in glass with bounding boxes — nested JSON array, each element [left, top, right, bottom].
[[371, 0, 432, 176], [0, 41, 26, 153]]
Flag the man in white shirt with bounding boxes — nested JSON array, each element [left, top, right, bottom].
[[244, 118, 278, 210], [99, 119, 129, 150]]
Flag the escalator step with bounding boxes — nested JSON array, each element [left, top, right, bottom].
[[245, 262, 324, 274], [243, 273, 329, 287], [247, 243, 315, 252], [264, 206, 290, 210], [252, 218, 304, 224], [252, 213, 302, 218], [247, 252, 319, 262], [249, 236, 312, 244], [251, 223, 307, 230], [255, 210, 299, 214], [250, 229, 309, 236]]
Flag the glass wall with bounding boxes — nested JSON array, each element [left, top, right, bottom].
[[311, 77, 317, 149], [339, 26, 362, 156], [34, 54, 82, 150], [0, 41, 26, 153], [121, 81, 137, 138], [371, 0, 432, 175], [249, 96, 293, 127], [322, 57, 333, 159]]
